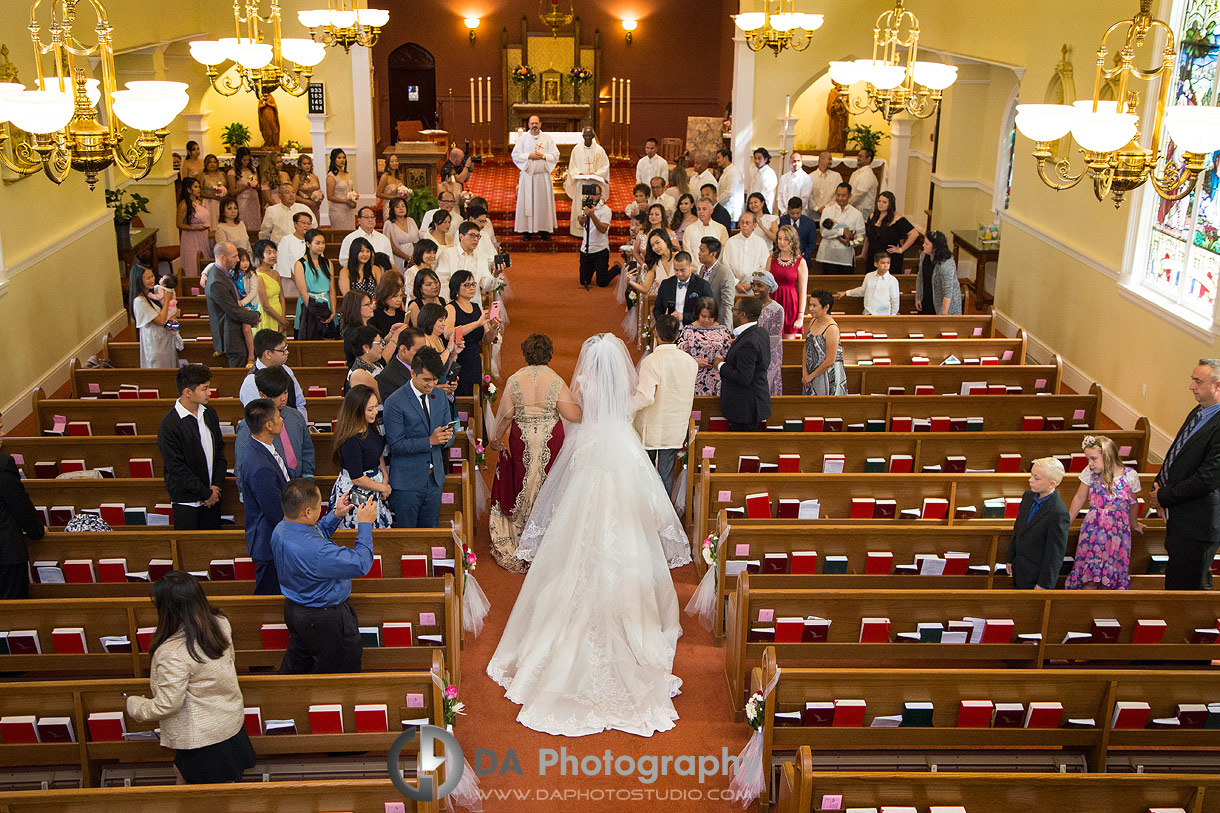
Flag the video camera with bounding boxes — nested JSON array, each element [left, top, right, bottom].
[[581, 182, 601, 211]]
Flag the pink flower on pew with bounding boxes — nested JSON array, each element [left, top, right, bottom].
[[445, 684, 459, 700]]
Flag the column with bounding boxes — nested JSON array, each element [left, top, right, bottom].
[[888, 116, 913, 208], [350, 47, 376, 205], [308, 113, 330, 226], [182, 112, 211, 154], [730, 32, 755, 170]]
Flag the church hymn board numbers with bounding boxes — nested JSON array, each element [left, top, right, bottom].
[[308, 83, 325, 115]]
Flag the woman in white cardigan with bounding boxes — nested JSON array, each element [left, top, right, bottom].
[[126, 572, 255, 783]]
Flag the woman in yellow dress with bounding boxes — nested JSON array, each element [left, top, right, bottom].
[[252, 239, 288, 333]]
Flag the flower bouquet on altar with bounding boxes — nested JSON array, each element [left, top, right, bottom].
[[510, 64, 536, 87], [568, 66, 592, 86], [283, 139, 303, 157]]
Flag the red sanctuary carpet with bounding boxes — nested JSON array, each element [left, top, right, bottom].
[[466, 156, 639, 253]]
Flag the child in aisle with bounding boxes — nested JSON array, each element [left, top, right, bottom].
[[1064, 435, 1144, 590]]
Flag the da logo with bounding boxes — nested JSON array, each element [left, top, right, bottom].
[[388, 724, 464, 802]]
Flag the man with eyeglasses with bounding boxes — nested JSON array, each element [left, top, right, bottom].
[[339, 206, 393, 267], [238, 329, 309, 421], [435, 221, 498, 293], [420, 191, 461, 245]]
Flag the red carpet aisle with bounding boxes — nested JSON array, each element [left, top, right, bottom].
[[455, 253, 747, 812]]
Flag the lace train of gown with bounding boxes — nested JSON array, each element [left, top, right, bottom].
[[486, 416, 692, 738]]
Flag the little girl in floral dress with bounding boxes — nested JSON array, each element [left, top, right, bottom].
[[1064, 435, 1144, 590]]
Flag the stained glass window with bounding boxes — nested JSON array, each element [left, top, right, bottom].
[[1138, 0, 1220, 321]]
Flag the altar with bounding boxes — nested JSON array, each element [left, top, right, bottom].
[[508, 129, 586, 163], [511, 103, 591, 133]]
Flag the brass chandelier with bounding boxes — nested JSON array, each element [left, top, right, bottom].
[[297, 1, 389, 53], [734, 1, 824, 56], [827, 0, 957, 122], [1015, 0, 1220, 207], [0, 0, 188, 189], [189, 1, 326, 98], [539, 0, 574, 37]]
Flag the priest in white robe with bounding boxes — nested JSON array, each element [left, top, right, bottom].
[[512, 115, 559, 239], [564, 126, 611, 237]]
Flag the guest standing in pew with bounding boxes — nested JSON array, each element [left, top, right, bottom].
[[1152, 359, 1220, 589], [383, 348, 455, 528], [234, 366, 314, 482], [130, 263, 181, 369], [1064, 435, 1143, 590], [751, 269, 785, 396], [0, 410, 47, 599], [714, 296, 771, 432], [157, 364, 226, 531], [633, 315, 697, 499], [331, 384, 395, 529], [376, 327, 425, 402], [802, 289, 849, 396], [236, 399, 289, 595], [779, 196, 818, 267], [125, 572, 255, 783], [1005, 457, 1071, 589], [915, 230, 963, 316], [237, 329, 308, 421], [272, 478, 377, 674], [677, 298, 733, 397], [204, 242, 261, 368]]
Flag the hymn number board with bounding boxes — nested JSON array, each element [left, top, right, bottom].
[[307, 83, 325, 115]]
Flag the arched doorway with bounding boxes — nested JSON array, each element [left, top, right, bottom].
[[388, 43, 437, 139]]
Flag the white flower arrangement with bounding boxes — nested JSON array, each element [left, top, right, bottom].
[[744, 691, 766, 732]]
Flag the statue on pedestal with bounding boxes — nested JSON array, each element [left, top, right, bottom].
[[258, 93, 280, 148], [827, 85, 848, 154]]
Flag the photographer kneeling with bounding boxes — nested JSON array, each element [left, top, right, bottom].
[[577, 184, 619, 289]]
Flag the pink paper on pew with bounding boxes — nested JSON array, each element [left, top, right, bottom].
[[449, 448, 462, 459], [691, 410, 702, 421], [972, 328, 983, 337], [717, 490, 732, 503], [385, 804, 407, 813], [441, 493, 454, 504], [1002, 350, 1014, 361], [419, 612, 436, 626], [88, 383, 100, 393], [1035, 378, 1047, 389], [702, 446, 716, 459], [757, 608, 774, 623], [458, 412, 469, 422], [1073, 409, 1086, 420], [10, 454, 23, 465], [404, 693, 424, 708], [820, 795, 843, 810], [1119, 445, 1132, 457], [431, 547, 446, 559], [735, 543, 750, 556]]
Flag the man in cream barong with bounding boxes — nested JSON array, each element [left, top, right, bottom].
[[512, 115, 559, 240], [564, 126, 611, 237]]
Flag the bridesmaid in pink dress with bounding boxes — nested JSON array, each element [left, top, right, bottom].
[[259, 153, 285, 211], [228, 147, 261, 227], [769, 223, 809, 337], [327, 148, 357, 230], [198, 154, 228, 230], [294, 154, 323, 223], [177, 178, 212, 278]]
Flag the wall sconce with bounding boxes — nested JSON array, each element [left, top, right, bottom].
[[464, 17, 480, 44], [621, 19, 637, 45]]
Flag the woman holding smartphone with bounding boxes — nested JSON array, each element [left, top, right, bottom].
[[329, 384, 394, 529], [445, 269, 501, 397]]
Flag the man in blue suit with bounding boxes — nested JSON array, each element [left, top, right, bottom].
[[236, 398, 290, 594], [779, 196, 818, 266], [383, 347, 454, 528]]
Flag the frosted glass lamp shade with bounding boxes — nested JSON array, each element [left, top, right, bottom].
[[1164, 105, 1220, 154], [5, 90, 75, 134], [770, 13, 799, 31], [280, 38, 326, 67], [911, 62, 958, 90], [1071, 109, 1138, 153], [796, 13, 823, 30], [356, 8, 389, 26], [734, 12, 766, 30], [828, 61, 862, 85], [189, 40, 230, 66], [1015, 104, 1075, 142], [296, 9, 330, 27], [36, 77, 100, 108], [855, 60, 906, 90], [226, 40, 274, 70], [111, 89, 187, 131], [330, 10, 358, 27]]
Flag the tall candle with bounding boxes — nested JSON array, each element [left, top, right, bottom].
[[470, 78, 476, 124], [610, 78, 617, 123], [486, 76, 492, 122], [785, 94, 790, 119], [626, 79, 631, 125], [477, 77, 483, 124]]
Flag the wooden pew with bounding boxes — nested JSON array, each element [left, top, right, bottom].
[[802, 313, 996, 338], [689, 389, 1103, 432], [0, 779, 448, 812], [768, 360, 1062, 397], [752, 654, 1220, 806], [0, 667, 445, 791], [34, 394, 345, 435], [701, 516, 1172, 639], [724, 580, 1220, 711], [71, 364, 349, 399], [785, 336, 1027, 366], [0, 588, 461, 686], [777, 766, 1220, 813], [690, 469, 1159, 549], [804, 273, 919, 296]]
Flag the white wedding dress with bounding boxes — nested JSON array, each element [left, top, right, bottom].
[[486, 334, 693, 737]]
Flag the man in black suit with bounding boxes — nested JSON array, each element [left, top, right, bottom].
[[1153, 359, 1220, 589], [653, 251, 712, 327], [779, 196, 818, 266], [204, 241, 260, 367], [157, 364, 227, 530], [376, 326, 425, 402], [0, 411, 46, 599], [700, 183, 733, 233], [1005, 457, 1070, 589], [714, 296, 771, 432], [236, 399, 289, 595]]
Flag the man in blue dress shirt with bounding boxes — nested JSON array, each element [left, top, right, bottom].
[[272, 477, 377, 674]]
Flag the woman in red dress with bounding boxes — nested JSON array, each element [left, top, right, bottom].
[[769, 223, 809, 338], [488, 334, 582, 572]]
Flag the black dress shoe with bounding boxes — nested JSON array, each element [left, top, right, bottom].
[[540, 232, 552, 241], [522, 232, 534, 241]]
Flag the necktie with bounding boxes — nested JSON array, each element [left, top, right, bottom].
[[420, 392, 430, 424], [270, 447, 289, 480], [278, 425, 298, 472], [1157, 408, 1203, 486]]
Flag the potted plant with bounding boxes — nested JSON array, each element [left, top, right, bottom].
[[220, 122, 252, 154], [844, 123, 888, 155], [404, 186, 439, 224], [105, 187, 150, 251]]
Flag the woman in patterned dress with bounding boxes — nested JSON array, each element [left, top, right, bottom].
[[751, 269, 785, 396], [1064, 435, 1143, 590], [488, 334, 580, 572], [329, 384, 394, 529], [228, 147, 261, 227], [676, 297, 733, 397], [802, 288, 848, 396]]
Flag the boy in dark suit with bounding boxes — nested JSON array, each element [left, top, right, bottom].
[[779, 196, 818, 266], [714, 296, 771, 432], [1005, 457, 1070, 589], [237, 398, 290, 595], [157, 364, 227, 530], [383, 348, 455, 528]]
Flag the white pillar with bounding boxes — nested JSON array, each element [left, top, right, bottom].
[[730, 33, 755, 170], [350, 47, 376, 204], [308, 113, 330, 226], [888, 116, 913, 208], [182, 112, 211, 154]]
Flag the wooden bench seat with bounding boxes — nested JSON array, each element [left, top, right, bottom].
[[760, 360, 1063, 397], [0, 588, 461, 685], [800, 312, 996, 337], [777, 766, 1220, 813], [35, 394, 344, 435], [782, 336, 1027, 367], [725, 581, 1219, 711], [0, 667, 445, 790], [72, 364, 350, 399]]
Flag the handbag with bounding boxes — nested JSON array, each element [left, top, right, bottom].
[[300, 297, 340, 340]]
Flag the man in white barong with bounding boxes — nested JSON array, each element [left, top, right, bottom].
[[564, 126, 611, 237], [722, 211, 771, 292], [714, 148, 745, 223], [849, 147, 880, 220], [512, 115, 559, 240], [745, 147, 778, 214], [636, 137, 669, 187], [777, 152, 813, 218]]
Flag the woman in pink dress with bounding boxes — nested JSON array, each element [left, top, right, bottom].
[[294, 154, 323, 222], [177, 177, 212, 278], [228, 147, 261, 227], [259, 153, 285, 210], [769, 223, 809, 338], [327, 148, 357, 230], [198, 154, 228, 229]]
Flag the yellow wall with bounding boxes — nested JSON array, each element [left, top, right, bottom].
[[791, 73, 892, 161]]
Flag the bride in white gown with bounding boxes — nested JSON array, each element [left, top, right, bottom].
[[486, 333, 693, 737]]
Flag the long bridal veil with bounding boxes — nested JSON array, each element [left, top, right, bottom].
[[487, 333, 693, 737]]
